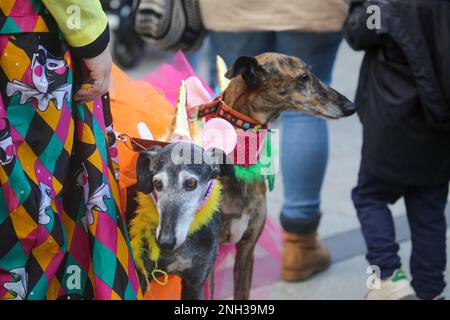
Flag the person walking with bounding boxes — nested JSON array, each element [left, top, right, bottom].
[[199, 0, 349, 281], [345, 0, 450, 300]]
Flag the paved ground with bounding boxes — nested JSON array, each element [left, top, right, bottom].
[[123, 40, 450, 300]]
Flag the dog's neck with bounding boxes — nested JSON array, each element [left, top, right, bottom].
[[222, 77, 270, 125]]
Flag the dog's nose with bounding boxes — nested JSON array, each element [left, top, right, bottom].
[[342, 101, 356, 116], [158, 234, 176, 251]]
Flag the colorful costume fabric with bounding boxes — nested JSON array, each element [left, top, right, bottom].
[[0, 0, 56, 34], [0, 0, 108, 48], [0, 1, 141, 300]]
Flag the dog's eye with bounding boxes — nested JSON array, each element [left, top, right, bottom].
[[153, 179, 163, 191], [298, 74, 309, 83], [184, 178, 198, 190]]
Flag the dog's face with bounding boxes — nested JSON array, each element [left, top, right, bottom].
[[224, 53, 355, 122], [136, 142, 234, 251]]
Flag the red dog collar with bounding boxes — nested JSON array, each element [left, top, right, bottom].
[[197, 97, 263, 131]]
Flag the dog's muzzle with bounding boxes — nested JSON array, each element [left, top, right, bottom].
[[157, 223, 177, 251], [341, 101, 356, 116], [158, 231, 176, 251]]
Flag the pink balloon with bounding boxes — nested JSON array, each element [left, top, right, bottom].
[[202, 118, 237, 154]]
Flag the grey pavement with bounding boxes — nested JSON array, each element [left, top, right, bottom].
[[124, 40, 450, 300]]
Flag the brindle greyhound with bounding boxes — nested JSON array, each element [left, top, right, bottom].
[[217, 53, 355, 300]]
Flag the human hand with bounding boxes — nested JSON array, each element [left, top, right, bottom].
[[73, 48, 112, 104]]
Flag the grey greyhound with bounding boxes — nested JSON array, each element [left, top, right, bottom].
[[130, 142, 234, 300]]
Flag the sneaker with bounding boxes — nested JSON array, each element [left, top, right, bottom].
[[366, 269, 417, 300]]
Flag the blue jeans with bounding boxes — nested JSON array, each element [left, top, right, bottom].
[[352, 164, 448, 299], [208, 31, 342, 234]]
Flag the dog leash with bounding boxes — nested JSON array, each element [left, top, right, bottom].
[[116, 133, 170, 152], [116, 133, 146, 151]]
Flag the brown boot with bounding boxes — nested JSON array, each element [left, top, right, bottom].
[[281, 232, 331, 282]]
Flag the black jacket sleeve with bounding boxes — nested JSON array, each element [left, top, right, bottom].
[[344, 0, 385, 51], [70, 25, 110, 59]]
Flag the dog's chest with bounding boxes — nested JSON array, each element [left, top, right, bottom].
[[219, 181, 267, 243], [165, 255, 193, 273], [158, 248, 194, 274]]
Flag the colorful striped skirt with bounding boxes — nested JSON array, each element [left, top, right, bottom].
[[0, 32, 141, 300]]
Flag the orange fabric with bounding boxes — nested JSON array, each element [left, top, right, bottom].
[[109, 65, 176, 213], [143, 275, 182, 300]]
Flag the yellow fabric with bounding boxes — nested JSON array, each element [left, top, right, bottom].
[[129, 181, 222, 284], [42, 0, 108, 47]]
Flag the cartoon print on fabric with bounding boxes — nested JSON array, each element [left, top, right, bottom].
[[6, 45, 71, 111], [105, 124, 119, 180], [0, 118, 14, 165], [80, 163, 111, 225], [3, 268, 28, 300], [38, 182, 52, 225], [86, 183, 111, 225]]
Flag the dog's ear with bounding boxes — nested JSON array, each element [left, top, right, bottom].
[[136, 146, 162, 193], [205, 148, 236, 181], [225, 56, 265, 88]]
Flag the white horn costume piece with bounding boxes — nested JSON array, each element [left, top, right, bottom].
[[170, 80, 193, 142], [216, 55, 230, 93]]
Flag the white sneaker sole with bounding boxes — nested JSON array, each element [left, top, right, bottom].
[[366, 283, 416, 300]]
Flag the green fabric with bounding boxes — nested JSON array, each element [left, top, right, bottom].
[[0, 18, 22, 34]]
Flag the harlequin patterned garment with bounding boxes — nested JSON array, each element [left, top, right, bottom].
[[0, 29, 141, 300], [0, 0, 57, 34]]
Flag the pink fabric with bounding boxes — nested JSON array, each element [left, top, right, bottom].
[[141, 51, 214, 107], [94, 275, 113, 300], [54, 105, 72, 145], [12, 15, 39, 32], [9, 0, 36, 16], [69, 225, 91, 272], [185, 76, 213, 108], [96, 213, 119, 254], [205, 218, 283, 299]]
